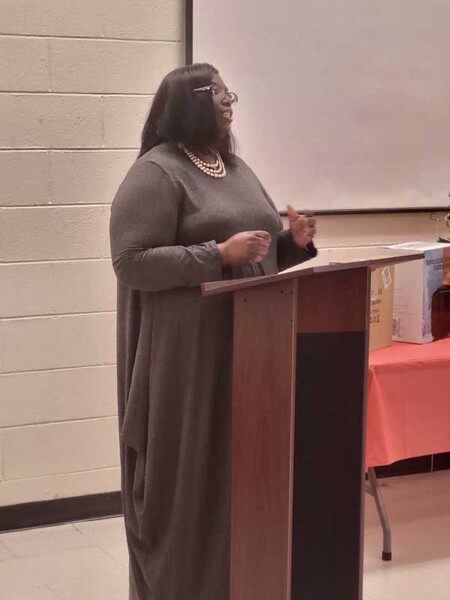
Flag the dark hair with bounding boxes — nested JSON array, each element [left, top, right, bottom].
[[139, 63, 236, 164]]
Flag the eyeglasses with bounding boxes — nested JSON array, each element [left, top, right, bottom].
[[193, 84, 239, 105]]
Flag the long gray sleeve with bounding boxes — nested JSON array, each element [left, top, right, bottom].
[[253, 178, 318, 271], [110, 160, 223, 292], [277, 230, 317, 271]]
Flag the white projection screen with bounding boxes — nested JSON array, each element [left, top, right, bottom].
[[191, 1, 450, 212]]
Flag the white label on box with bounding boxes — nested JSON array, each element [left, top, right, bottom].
[[382, 266, 392, 289]]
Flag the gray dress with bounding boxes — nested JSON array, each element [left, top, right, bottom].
[[109, 143, 316, 600]]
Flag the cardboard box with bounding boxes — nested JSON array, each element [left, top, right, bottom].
[[369, 265, 395, 352], [385, 242, 450, 343]]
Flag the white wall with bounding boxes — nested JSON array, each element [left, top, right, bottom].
[[0, 1, 446, 509], [313, 212, 445, 248], [0, 0, 184, 507]]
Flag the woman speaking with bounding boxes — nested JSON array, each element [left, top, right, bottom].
[[110, 62, 317, 600]]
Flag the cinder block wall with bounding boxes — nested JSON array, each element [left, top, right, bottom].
[[0, 1, 184, 506]]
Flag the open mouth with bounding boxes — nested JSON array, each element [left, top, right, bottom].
[[222, 109, 233, 121]]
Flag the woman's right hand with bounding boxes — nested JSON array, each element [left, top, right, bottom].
[[217, 231, 272, 266]]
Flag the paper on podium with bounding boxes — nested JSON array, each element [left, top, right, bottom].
[[279, 246, 424, 274]]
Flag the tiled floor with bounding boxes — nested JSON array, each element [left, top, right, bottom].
[[0, 470, 449, 599], [363, 470, 450, 600]]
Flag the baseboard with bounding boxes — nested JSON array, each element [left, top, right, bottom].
[[374, 451, 450, 478], [0, 491, 122, 533]]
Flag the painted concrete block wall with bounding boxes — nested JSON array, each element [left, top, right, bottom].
[[0, 1, 185, 507]]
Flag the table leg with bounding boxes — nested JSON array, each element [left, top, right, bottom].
[[366, 467, 392, 561]]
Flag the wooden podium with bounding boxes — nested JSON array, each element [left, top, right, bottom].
[[202, 248, 423, 600]]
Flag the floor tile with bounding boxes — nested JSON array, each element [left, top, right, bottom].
[[0, 523, 96, 558], [0, 541, 14, 562], [0, 558, 43, 593], [100, 540, 129, 567], [73, 517, 129, 567], [5, 587, 59, 600], [364, 559, 450, 600], [49, 572, 128, 600], [73, 516, 126, 548], [19, 545, 127, 586]]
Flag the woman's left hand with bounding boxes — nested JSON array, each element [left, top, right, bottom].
[[286, 205, 316, 247]]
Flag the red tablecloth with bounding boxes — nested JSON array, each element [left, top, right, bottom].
[[366, 338, 450, 468]]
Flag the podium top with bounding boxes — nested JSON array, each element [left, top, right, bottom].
[[201, 246, 423, 297]]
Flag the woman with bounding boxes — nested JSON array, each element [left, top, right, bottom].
[[110, 63, 317, 600]]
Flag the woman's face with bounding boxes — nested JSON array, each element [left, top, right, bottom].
[[211, 73, 234, 137]]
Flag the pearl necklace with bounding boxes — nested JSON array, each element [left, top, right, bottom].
[[181, 145, 226, 178]]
